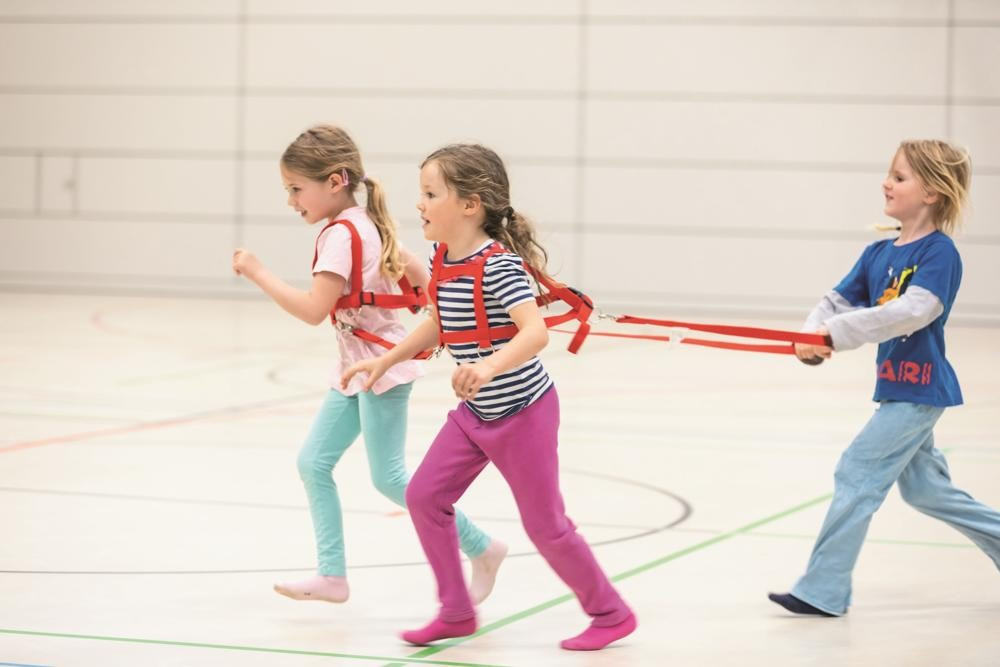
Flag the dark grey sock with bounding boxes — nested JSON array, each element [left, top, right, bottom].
[[768, 592, 837, 617]]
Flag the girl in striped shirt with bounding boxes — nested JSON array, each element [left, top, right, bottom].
[[342, 144, 636, 650]]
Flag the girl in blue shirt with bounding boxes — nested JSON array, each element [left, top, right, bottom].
[[769, 140, 1000, 616]]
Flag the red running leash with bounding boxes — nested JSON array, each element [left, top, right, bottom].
[[552, 313, 832, 359]]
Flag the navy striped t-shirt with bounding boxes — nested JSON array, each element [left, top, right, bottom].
[[430, 240, 553, 421]]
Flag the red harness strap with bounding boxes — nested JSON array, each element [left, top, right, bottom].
[[312, 218, 432, 358], [427, 242, 593, 354], [553, 314, 831, 356]]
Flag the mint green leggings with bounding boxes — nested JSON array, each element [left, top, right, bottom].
[[297, 383, 491, 576]]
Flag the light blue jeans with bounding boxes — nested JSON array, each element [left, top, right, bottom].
[[297, 383, 491, 576], [792, 401, 1000, 615]]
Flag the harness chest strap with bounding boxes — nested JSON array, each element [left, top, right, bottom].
[[428, 242, 593, 354], [312, 218, 432, 359]]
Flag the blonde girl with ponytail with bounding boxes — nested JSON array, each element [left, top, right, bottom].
[[233, 126, 504, 606]]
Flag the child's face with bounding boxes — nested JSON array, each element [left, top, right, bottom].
[[417, 160, 470, 242], [882, 150, 936, 223], [280, 165, 339, 224]]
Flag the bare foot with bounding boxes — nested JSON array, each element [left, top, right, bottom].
[[469, 539, 508, 605], [273, 575, 349, 603]]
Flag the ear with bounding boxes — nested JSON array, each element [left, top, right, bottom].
[[923, 189, 940, 205], [462, 193, 482, 218], [327, 172, 347, 193]]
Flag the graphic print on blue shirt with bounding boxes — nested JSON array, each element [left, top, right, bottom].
[[431, 240, 553, 420], [834, 230, 963, 406]]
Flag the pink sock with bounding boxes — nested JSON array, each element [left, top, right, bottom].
[[560, 613, 637, 651], [400, 616, 477, 646]]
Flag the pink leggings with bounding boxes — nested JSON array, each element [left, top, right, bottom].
[[405, 387, 631, 624]]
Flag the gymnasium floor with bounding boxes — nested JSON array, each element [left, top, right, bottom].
[[1, 292, 998, 666]]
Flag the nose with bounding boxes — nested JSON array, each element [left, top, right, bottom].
[[286, 192, 295, 207]]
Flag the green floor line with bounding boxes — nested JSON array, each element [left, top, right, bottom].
[[394, 492, 834, 664], [673, 526, 974, 550], [0, 629, 510, 667], [748, 531, 975, 549]]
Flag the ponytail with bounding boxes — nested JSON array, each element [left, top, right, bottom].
[[483, 207, 550, 281], [362, 175, 404, 280]]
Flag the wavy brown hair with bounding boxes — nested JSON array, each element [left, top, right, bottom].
[[898, 139, 971, 236], [421, 144, 550, 280], [281, 125, 403, 279]]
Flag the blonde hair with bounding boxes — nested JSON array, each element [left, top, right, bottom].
[[897, 139, 971, 236], [281, 125, 403, 279], [421, 144, 550, 280]]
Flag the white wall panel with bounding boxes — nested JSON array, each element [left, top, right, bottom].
[[587, 1, 946, 20], [0, 95, 237, 152], [957, 243, 1000, 315], [0, 1, 239, 16], [582, 167, 882, 232], [243, 97, 578, 159], [245, 24, 578, 92], [240, 223, 318, 283], [77, 158, 235, 216], [589, 26, 946, 96], [0, 218, 235, 279], [955, 0, 1000, 21], [0, 156, 36, 211], [952, 107, 1000, 168], [965, 174, 1000, 238], [0, 25, 238, 88], [39, 156, 75, 212], [246, 0, 578, 18], [952, 28, 1000, 98], [581, 233, 863, 304], [0, 3, 996, 321], [587, 101, 946, 163]]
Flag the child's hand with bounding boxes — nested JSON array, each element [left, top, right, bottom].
[[452, 360, 498, 400], [232, 248, 263, 278], [795, 327, 833, 365], [341, 357, 389, 392]]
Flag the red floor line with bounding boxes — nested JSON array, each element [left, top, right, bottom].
[[0, 393, 318, 454]]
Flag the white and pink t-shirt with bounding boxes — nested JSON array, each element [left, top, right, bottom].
[[312, 206, 424, 395]]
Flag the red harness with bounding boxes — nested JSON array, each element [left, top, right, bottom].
[[427, 242, 593, 354], [312, 218, 431, 357]]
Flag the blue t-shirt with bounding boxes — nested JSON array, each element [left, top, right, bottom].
[[834, 231, 962, 406]]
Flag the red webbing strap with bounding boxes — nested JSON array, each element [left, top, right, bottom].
[[396, 276, 427, 313], [550, 315, 830, 356], [471, 244, 505, 349], [348, 328, 435, 360], [551, 328, 798, 355], [314, 218, 427, 315], [611, 315, 831, 347], [428, 242, 595, 354], [314, 219, 431, 359], [427, 243, 450, 349], [528, 269, 593, 353], [312, 219, 363, 316]]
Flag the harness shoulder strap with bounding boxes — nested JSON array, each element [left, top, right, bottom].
[[312, 219, 363, 312]]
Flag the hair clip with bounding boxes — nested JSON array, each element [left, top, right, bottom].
[[341, 169, 350, 186]]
